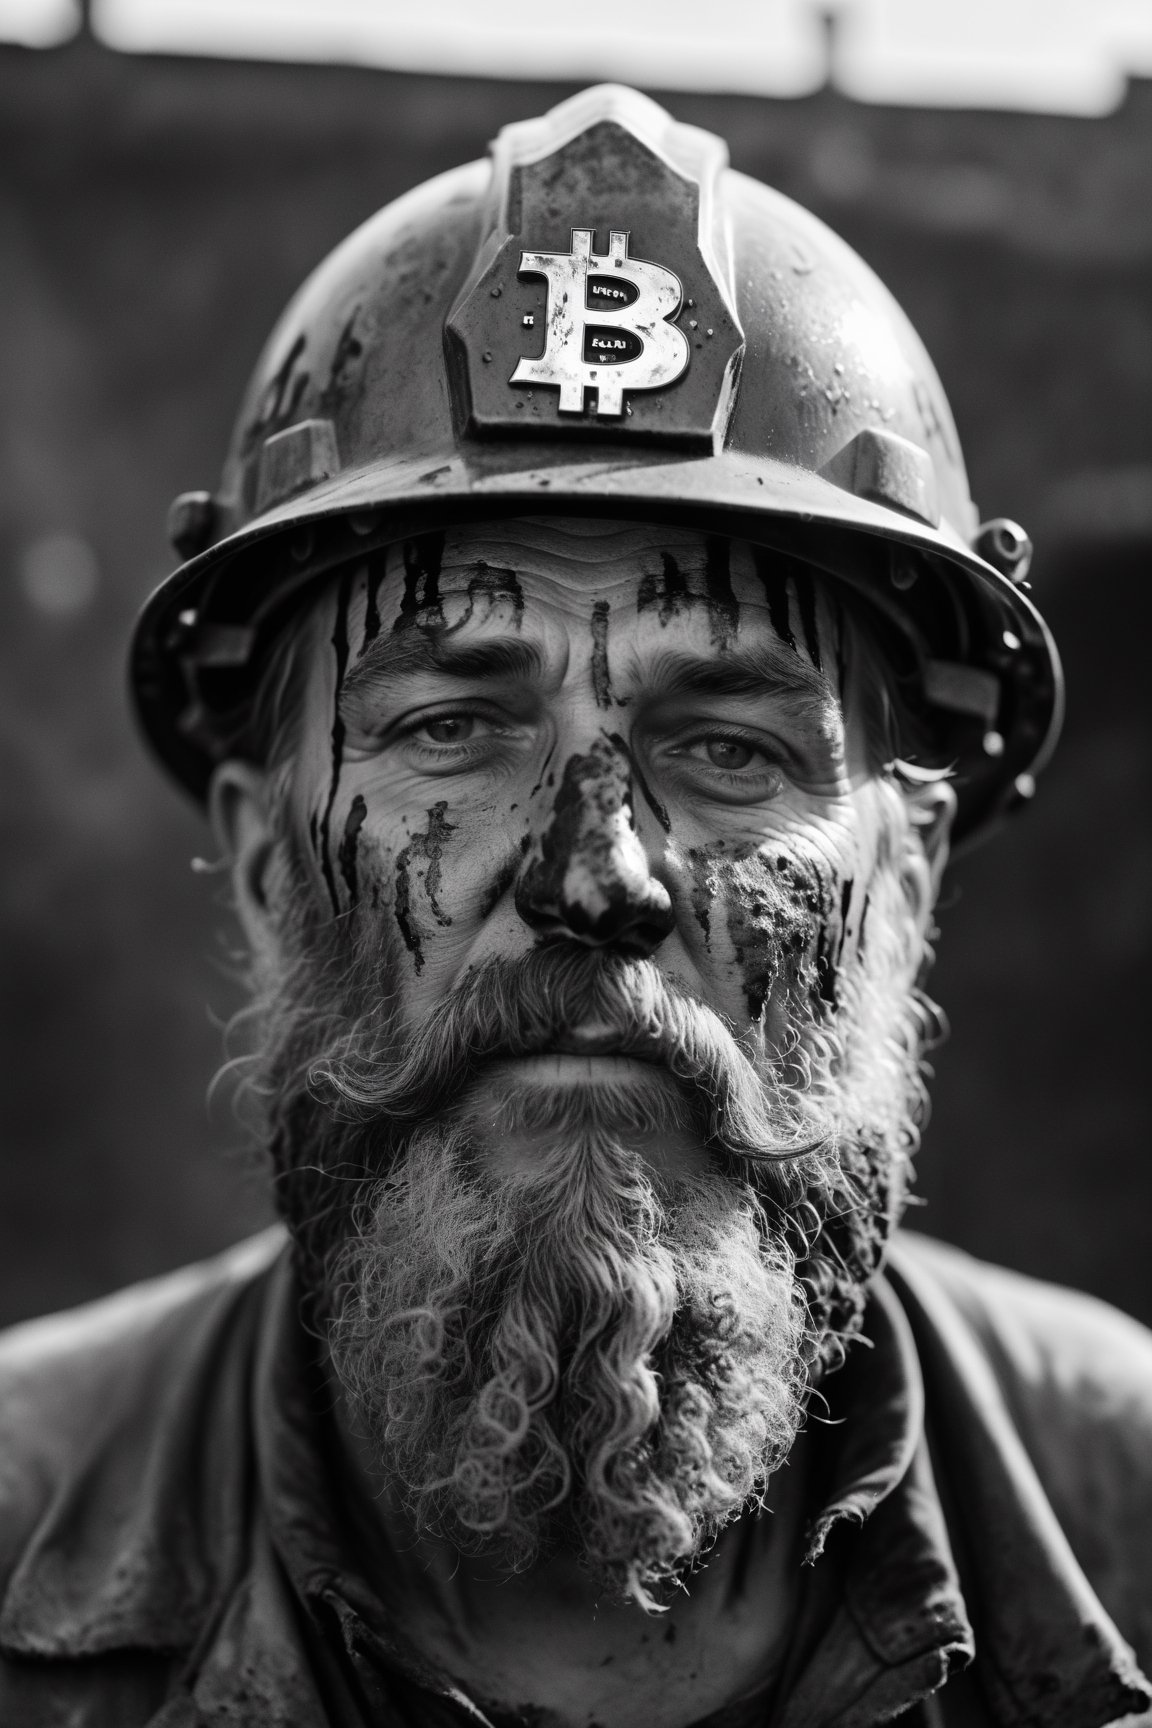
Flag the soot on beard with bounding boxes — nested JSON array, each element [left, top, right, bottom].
[[687, 844, 839, 1022]]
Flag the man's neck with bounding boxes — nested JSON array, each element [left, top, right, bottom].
[[332, 1400, 810, 1728]]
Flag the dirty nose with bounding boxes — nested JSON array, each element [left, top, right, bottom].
[[515, 736, 675, 957]]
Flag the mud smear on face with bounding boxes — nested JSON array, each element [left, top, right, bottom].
[[461, 561, 524, 628], [394, 802, 457, 973], [337, 793, 368, 905], [704, 536, 739, 651], [395, 532, 447, 632], [637, 543, 738, 652], [637, 551, 691, 624], [518, 736, 645, 942], [318, 567, 355, 916], [689, 844, 837, 1022]]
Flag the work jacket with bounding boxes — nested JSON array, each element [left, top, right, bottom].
[[0, 1227, 1150, 1727]]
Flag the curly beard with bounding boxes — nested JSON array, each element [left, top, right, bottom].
[[234, 818, 933, 1606]]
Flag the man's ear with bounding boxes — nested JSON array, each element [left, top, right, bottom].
[[208, 761, 280, 959], [900, 778, 957, 931]]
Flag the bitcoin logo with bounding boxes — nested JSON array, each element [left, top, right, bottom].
[[511, 229, 689, 417]]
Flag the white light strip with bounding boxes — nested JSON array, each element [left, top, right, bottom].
[[0, 0, 80, 47], [4, 0, 1148, 116]]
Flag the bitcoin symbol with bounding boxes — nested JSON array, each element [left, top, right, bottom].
[[511, 229, 689, 417]]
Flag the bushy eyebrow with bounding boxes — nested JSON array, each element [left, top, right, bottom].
[[338, 618, 839, 735], [637, 644, 841, 727], [341, 630, 547, 702]]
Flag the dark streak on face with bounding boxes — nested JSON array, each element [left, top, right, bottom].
[[704, 536, 739, 651], [360, 552, 385, 657], [792, 568, 823, 672], [337, 793, 368, 904], [637, 551, 691, 624], [395, 532, 447, 633], [529, 741, 557, 802], [590, 599, 612, 709], [609, 730, 670, 833], [687, 845, 717, 946], [751, 548, 797, 654], [393, 802, 456, 973], [318, 567, 355, 916], [836, 875, 854, 966], [833, 595, 849, 703]]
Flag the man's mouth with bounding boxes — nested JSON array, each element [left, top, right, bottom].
[[493, 1053, 663, 1088], [548, 1022, 666, 1063]]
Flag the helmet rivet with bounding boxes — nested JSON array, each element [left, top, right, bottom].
[[167, 491, 216, 561], [975, 518, 1032, 584], [1002, 629, 1021, 651], [983, 731, 1005, 757], [1014, 773, 1036, 800]]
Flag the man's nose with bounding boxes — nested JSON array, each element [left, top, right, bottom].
[[515, 735, 675, 957]]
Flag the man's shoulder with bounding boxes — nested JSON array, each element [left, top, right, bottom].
[[0, 1227, 287, 1587], [888, 1230, 1152, 1658], [889, 1228, 1152, 1420]]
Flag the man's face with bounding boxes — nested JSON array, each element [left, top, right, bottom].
[[232, 515, 945, 1602], [287, 517, 894, 1074]]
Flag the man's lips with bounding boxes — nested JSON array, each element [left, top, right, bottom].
[[492, 1053, 667, 1088], [548, 1024, 664, 1063]]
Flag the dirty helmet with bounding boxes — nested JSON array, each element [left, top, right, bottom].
[[131, 83, 1062, 846]]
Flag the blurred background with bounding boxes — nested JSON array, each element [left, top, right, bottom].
[[1, 0, 1149, 1328]]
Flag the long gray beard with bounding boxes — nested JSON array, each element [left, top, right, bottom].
[[327, 1088, 809, 1607]]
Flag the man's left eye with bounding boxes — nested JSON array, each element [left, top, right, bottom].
[[420, 715, 476, 744]]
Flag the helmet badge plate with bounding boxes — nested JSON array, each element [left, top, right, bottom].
[[511, 228, 689, 417], [445, 86, 744, 451]]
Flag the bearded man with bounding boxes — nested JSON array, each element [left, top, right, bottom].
[[1, 86, 1150, 1728]]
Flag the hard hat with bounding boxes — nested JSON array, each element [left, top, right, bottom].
[[131, 84, 1062, 847]]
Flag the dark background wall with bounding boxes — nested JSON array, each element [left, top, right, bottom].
[[1, 37, 1149, 1328]]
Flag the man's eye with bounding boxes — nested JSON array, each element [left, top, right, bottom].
[[419, 715, 476, 744], [705, 737, 755, 770]]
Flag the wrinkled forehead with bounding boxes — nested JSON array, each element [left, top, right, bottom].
[[341, 515, 846, 682]]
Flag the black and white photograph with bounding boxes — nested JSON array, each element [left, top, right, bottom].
[[0, 2, 1150, 1722]]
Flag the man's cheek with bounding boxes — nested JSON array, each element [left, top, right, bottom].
[[350, 799, 531, 977], [679, 839, 851, 1036]]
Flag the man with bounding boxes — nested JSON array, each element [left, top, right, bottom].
[[1, 84, 1149, 1728]]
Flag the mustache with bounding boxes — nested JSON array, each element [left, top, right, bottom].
[[308, 942, 832, 1166]]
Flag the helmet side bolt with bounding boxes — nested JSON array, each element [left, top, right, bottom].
[[167, 491, 217, 561], [975, 518, 1033, 584]]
